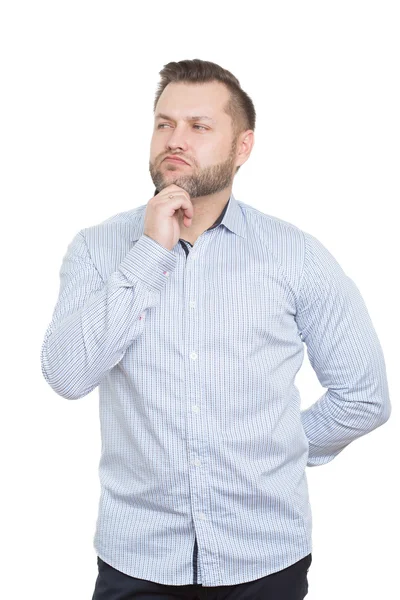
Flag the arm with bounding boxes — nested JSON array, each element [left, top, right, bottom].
[[295, 231, 391, 467], [40, 230, 177, 400]]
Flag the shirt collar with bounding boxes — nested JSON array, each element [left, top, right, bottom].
[[205, 197, 229, 230], [129, 190, 247, 242]]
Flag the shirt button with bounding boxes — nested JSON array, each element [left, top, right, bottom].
[[189, 301, 196, 308], [198, 513, 206, 520], [192, 405, 200, 413], [190, 352, 198, 360], [163, 271, 170, 277], [192, 459, 201, 466]]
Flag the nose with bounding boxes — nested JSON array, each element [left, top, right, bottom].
[[165, 127, 190, 152]]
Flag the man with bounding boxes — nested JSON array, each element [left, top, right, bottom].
[[41, 59, 391, 600]]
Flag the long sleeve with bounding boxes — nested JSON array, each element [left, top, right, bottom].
[[40, 230, 177, 400], [295, 231, 391, 467]]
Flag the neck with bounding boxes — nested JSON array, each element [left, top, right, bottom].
[[178, 188, 231, 239]]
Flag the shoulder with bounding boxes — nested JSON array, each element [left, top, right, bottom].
[[238, 200, 307, 243], [238, 200, 311, 268], [79, 205, 146, 245]]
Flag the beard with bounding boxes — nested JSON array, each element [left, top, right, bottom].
[[149, 137, 238, 199]]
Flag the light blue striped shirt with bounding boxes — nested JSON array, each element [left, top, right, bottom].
[[40, 191, 391, 587]]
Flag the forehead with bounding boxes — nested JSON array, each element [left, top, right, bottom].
[[155, 81, 230, 123]]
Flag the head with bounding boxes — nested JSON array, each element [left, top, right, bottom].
[[149, 59, 256, 199]]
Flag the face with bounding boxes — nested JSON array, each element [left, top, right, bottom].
[[149, 81, 250, 198]]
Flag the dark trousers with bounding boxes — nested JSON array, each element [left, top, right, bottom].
[[92, 553, 312, 600]]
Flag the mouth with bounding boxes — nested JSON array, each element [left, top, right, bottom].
[[164, 157, 189, 165]]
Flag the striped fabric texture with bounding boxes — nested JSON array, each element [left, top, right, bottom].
[[40, 191, 391, 587]]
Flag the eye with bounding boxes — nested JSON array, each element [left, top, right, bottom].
[[157, 124, 208, 131]]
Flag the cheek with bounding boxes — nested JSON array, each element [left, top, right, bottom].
[[150, 146, 163, 165], [206, 138, 228, 160], [150, 137, 162, 156], [195, 143, 219, 164]]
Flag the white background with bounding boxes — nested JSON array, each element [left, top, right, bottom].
[[1, 1, 398, 598]]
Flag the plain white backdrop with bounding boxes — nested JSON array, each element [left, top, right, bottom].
[[1, 1, 398, 598]]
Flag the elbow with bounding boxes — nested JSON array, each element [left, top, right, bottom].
[[41, 368, 86, 400], [41, 359, 95, 401], [42, 376, 95, 400], [41, 352, 76, 400], [359, 368, 392, 430], [366, 389, 392, 431], [40, 339, 96, 400], [374, 374, 392, 427], [377, 394, 392, 427]]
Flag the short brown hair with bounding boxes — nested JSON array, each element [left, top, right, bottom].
[[153, 58, 256, 173]]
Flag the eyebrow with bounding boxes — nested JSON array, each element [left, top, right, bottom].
[[155, 112, 216, 124]]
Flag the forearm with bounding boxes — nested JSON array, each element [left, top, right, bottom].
[[41, 234, 176, 400], [301, 363, 391, 467]]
